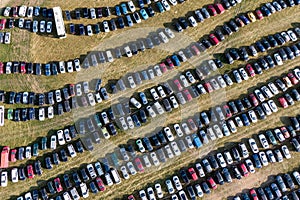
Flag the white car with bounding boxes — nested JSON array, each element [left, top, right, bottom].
[[101, 127, 110, 139], [59, 61, 66, 73], [274, 129, 285, 142], [19, 5, 27, 17], [217, 76, 227, 88], [76, 84, 82, 96], [233, 70, 242, 83], [86, 25, 93, 36], [223, 151, 233, 164], [172, 176, 182, 190], [48, 106, 54, 119], [105, 173, 113, 186], [67, 61, 74, 72], [74, 59, 81, 71], [119, 117, 128, 131], [293, 171, 300, 185], [46, 21, 52, 33], [186, 71, 196, 83], [248, 138, 259, 153], [245, 159, 255, 173], [67, 144, 77, 158], [248, 110, 258, 123], [258, 134, 269, 149], [11, 168, 18, 183], [165, 179, 175, 194], [55, 90, 62, 102], [87, 93, 96, 106], [57, 130, 66, 145], [4, 32, 10, 44], [268, 82, 279, 94], [195, 184, 204, 197], [169, 96, 179, 108], [195, 163, 205, 177], [281, 145, 291, 159], [127, 116, 135, 129], [139, 190, 148, 200], [177, 51, 187, 62], [80, 183, 89, 198], [188, 16, 197, 27], [239, 68, 249, 80], [161, 0, 171, 11], [136, 139, 145, 152], [259, 151, 269, 166], [293, 68, 300, 80], [130, 97, 142, 109], [158, 31, 169, 43], [83, 82, 89, 93], [261, 86, 273, 98], [180, 75, 190, 87], [127, 162, 137, 175], [227, 120, 237, 133], [154, 101, 165, 114], [95, 93, 102, 103], [25, 146, 31, 159], [143, 154, 151, 168], [147, 187, 156, 200], [64, 129, 71, 142], [146, 105, 156, 118], [150, 152, 160, 166], [157, 86, 166, 98], [273, 53, 283, 65], [120, 166, 130, 179], [185, 136, 194, 148], [268, 100, 278, 112], [38, 108, 45, 121], [3, 7, 11, 17], [171, 141, 181, 156], [181, 123, 191, 135], [174, 124, 184, 137], [127, 1, 136, 12], [165, 145, 174, 159], [165, 28, 175, 38], [50, 135, 57, 149], [32, 20, 38, 33], [70, 188, 80, 200], [103, 21, 110, 32], [127, 76, 136, 88], [106, 50, 114, 63], [155, 183, 164, 198], [150, 88, 160, 100], [254, 89, 266, 102], [164, 127, 175, 141], [216, 153, 227, 167], [1, 171, 7, 187], [124, 46, 132, 57], [40, 20, 46, 32], [287, 30, 298, 41], [154, 65, 162, 76]]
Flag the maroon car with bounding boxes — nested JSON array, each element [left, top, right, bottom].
[[134, 157, 144, 173]]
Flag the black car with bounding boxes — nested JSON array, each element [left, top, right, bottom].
[[63, 174, 72, 189], [256, 41, 266, 52], [69, 125, 77, 138], [139, 109, 147, 123], [151, 135, 161, 147], [255, 105, 266, 120], [264, 187, 274, 200], [214, 29, 225, 41], [261, 38, 271, 50], [15, 92, 22, 104], [178, 17, 188, 29], [38, 94, 45, 106], [107, 123, 117, 136], [187, 185, 196, 199], [283, 173, 295, 189], [72, 172, 82, 187], [21, 108, 27, 121], [235, 99, 245, 112], [75, 140, 84, 153], [278, 48, 288, 61], [110, 19, 117, 31], [231, 147, 241, 161], [14, 109, 20, 122], [142, 137, 153, 151], [9, 92, 15, 104], [239, 47, 249, 61], [215, 171, 224, 185], [147, 6, 155, 17], [201, 8, 210, 19], [157, 131, 167, 144], [28, 108, 35, 120], [208, 155, 219, 169], [228, 20, 239, 32], [202, 39, 213, 48], [267, 35, 278, 47], [117, 17, 125, 29], [252, 62, 263, 75], [40, 188, 48, 200], [222, 167, 232, 183], [53, 152, 60, 165], [180, 169, 190, 184], [173, 22, 183, 32], [60, 149, 68, 162], [274, 33, 285, 45], [79, 24, 85, 35], [265, 55, 275, 68], [242, 97, 252, 109], [259, 58, 269, 70], [232, 165, 242, 179], [45, 157, 53, 169], [223, 24, 233, 35], [80, 168, 90, 182], [201, 181, 211, 194], [47, 181, 56, 194], [34, 160, 43, 175], [90, 181, 99, 193], [32, 189, 39, 200], [285, 46, 295, 59], [229, 48, 240, 60]]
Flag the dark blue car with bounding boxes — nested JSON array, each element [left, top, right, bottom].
[[115, 5, 121, 16], [44, 63, 51, 76], [132, 114, 141, 127], [252, 154, 262, 168], [241, 113, 250, 126]]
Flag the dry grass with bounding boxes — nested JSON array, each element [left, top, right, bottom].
[[0, 0, 300, 199]]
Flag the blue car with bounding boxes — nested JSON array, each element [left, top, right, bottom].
[[126, 14, 134, 27], [139, 92, 148, 105], [143, 137, 153, 151], [241, 113, 250, 126], [132, 114, 141, 127], [44, 64, 51, 76], [155, 2, 165, 13], [192, 134, 202, 148], [120, 3, 128, 15], [117, 17, 125, 29], [139, 9, 149, 20], [138, 0, 144, 8], [255, 41, 266, 52], [239, 15, 250, 25], [261, 6, 271, 16], [252, 154, 262, 168], [115, 5, 121, 16], [171, 54, 181, 66]]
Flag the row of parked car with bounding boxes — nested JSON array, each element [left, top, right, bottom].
[[127, 127, 298, 199], [224, 28, 300, 64], [233, 170, 300, 200], [2, 5, 53, 18]]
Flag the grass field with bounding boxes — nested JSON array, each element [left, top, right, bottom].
[[0, 0, 300, 199]]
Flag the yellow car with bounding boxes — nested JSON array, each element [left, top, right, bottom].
[[247, 12, 256, 22]]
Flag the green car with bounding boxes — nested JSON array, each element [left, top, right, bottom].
[[93, 114, 102, 128], [32, 143, 39, 156], [7, 108, 13, 120], [41, 137, 47, 150], [265, 130, 277, 146]]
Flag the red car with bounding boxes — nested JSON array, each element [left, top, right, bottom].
[[207, 177, 217, 189], [183, 89, 192, 101], [239, 163, 249, 177], [255, 9, 264, 20], [54, 177, 63, 192], [188, 167, 198, 181], [0, 19, 6, 30], [0, 62, 3, 74], [207, 5, 217, 16], [134, 157, 144, 173], [187, 118, 197, 132], [12, 7, 18, 17], [27, 165, 35, 179], [287, 73, 299, 85], [10, 149, 17, 162], [245, 64, 255, 77], [223, 104, 232, 118], [191, 45, 200, 55], [250, 189, 258, 200], [249, 94, 259, 107], [174, 79, 183, 91], [20, 62, 26, 74], [235, 17, 245, 27], [166, 58, 174, 70], [96, 177, 106, 191], [278, 97, 288, 108], [280, 126, 290, 139], [203, 82, 213, 93], [209, 34, 219, 45], [128, 195, 135, 200], [159, 63, 168, 73], [214, 3, 225, 14]]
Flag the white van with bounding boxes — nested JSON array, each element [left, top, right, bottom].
[[110, 168, 121, 184]]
